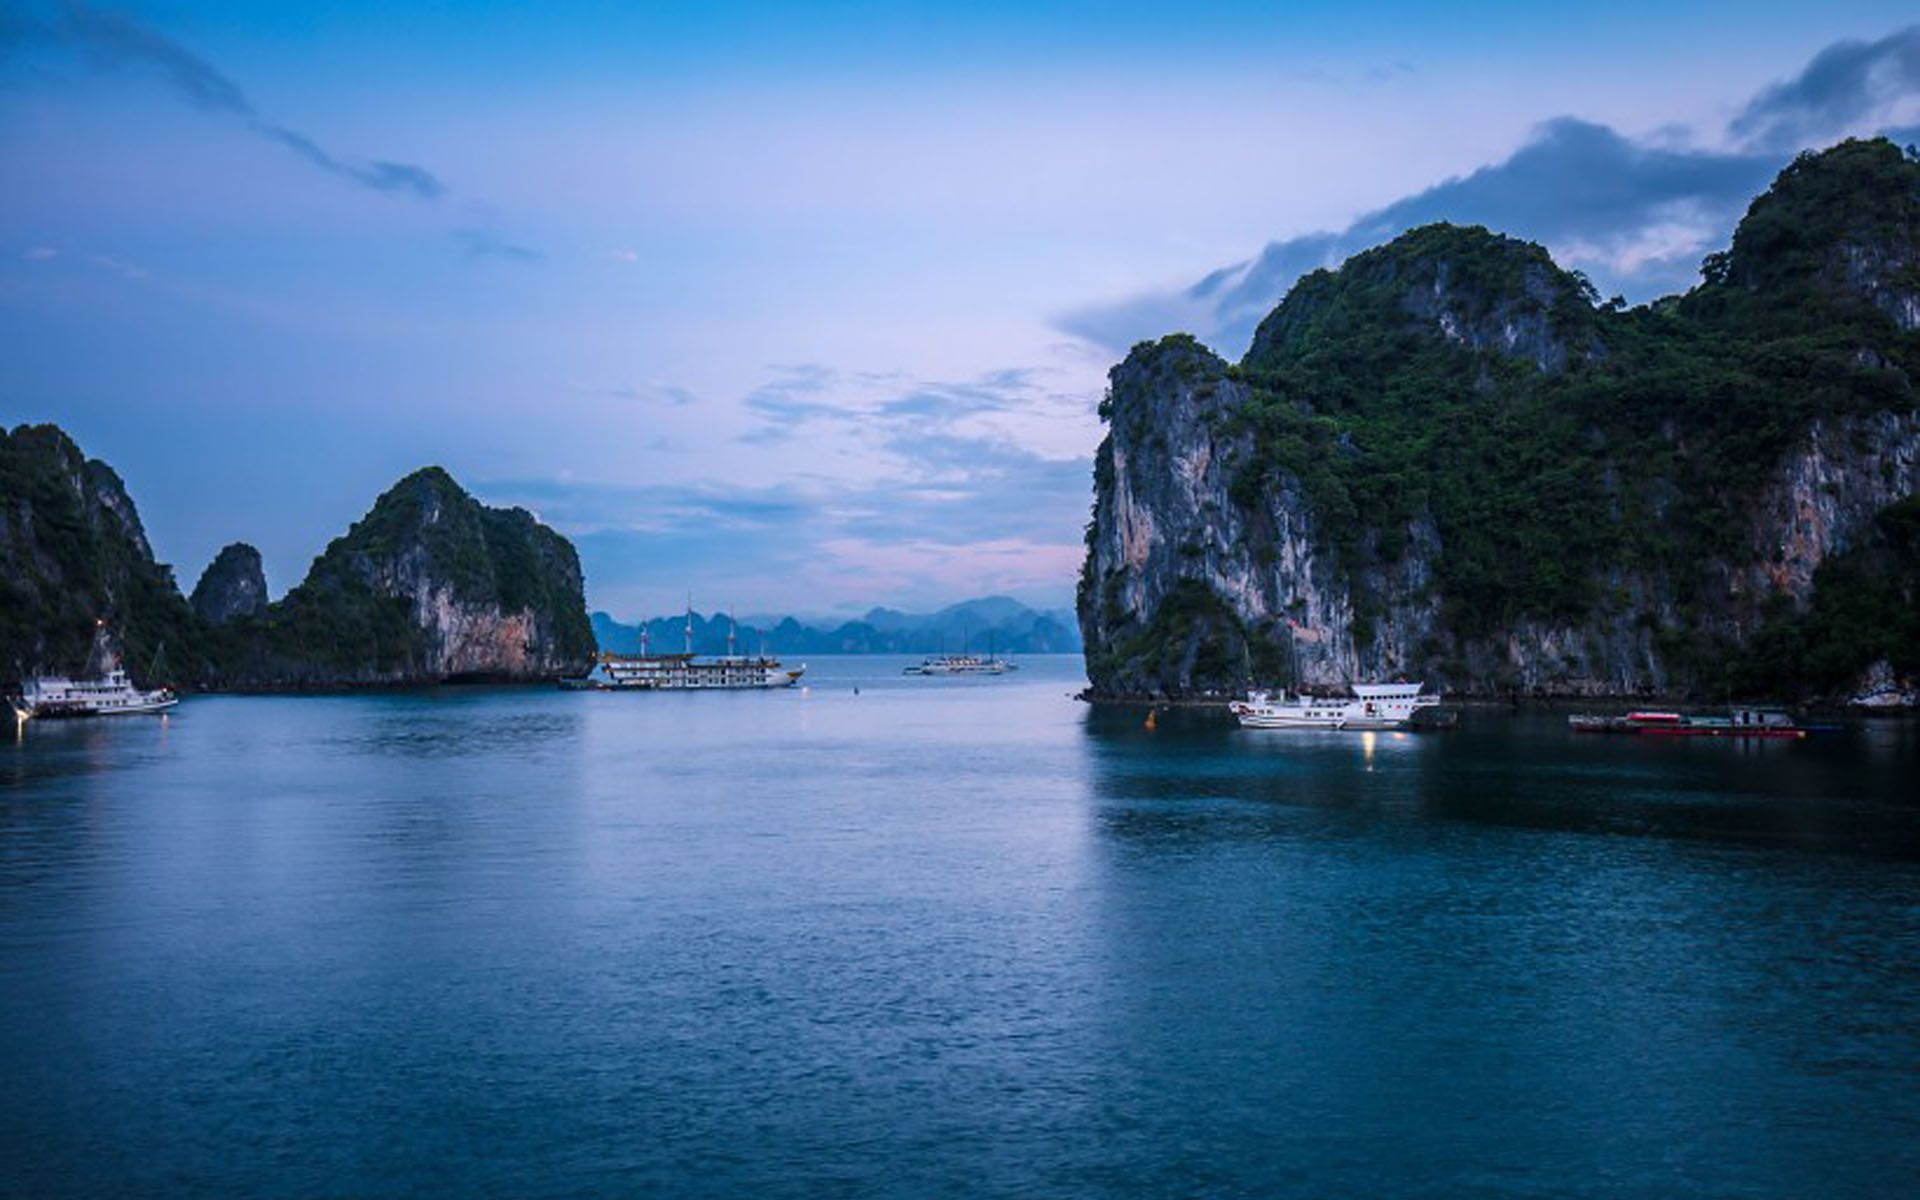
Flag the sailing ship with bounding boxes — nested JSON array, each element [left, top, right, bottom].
[[561, 605, 803, 692], [1229, 683, 1438, 730]]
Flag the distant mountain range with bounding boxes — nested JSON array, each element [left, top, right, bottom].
[[591, 596, 1082, 656]]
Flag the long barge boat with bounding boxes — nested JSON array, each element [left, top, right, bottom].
[[1568, 707, 1808, 738]]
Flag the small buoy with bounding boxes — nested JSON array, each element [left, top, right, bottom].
[[853, 686, 860, 696], [1144, 709, 1157, 731]]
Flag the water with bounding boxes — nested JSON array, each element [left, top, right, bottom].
[[3, 656, 1918, 1198]]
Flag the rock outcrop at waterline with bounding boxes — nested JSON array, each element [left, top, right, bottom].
[[0, 424, 205, 683], [3, 429, 595, 688], [216, 468, 595, 686], [1078, 138, 1920, 702]]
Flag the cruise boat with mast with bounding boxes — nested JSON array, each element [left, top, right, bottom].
[[903, 631, 1017, 676], [562, 604, 804, 692], [9, 624, 178, 721]]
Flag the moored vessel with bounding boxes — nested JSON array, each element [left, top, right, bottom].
[[1230, 682, 1439, 730], [11, 664, 177, 720], [903, 653, 1012, 676], [561, 605, 804, 691], [1568, 707, 1808, 738]]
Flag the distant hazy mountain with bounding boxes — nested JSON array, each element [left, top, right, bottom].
[[591, 595, 1082, 656]]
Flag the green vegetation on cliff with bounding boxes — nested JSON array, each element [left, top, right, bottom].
[[4, 435, 595, 689], [0, 424, 206, 683], [1733, 495, 1920, 694], [230, 467, 596, 681], [1082, 138, 1920, 699], [1223, 140, 1917, 690]]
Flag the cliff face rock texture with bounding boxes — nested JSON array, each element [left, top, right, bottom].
[[0, 423, 203, 682], [190, 542, 269, 626], [1080, 138, 1920, 702], [3, 430, 595, 690], [227, 468, 596, 686]]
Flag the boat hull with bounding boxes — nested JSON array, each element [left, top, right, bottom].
[[18, 696, 178, 719], [1230, 683, 1438, 731]]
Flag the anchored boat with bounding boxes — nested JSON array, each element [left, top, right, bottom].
[[11, 664, 177, 720], [1230, 682, 1439, 730], [903, 653, 1013, 676], [563, 652, 803, 691], [562, 604, 804, 691], [1568, 707, 1808, 738]]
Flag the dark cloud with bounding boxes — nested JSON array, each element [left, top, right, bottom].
[[1732, 26, 1920, 152], [740, 364, 843, 440], [1060, 26, 1920, 358], [26, 1, 445, 200], [740, 365, 1047, 443], [453, 228, 539, 262], [1059, 120, 1778, 355], [259, 124, 444, 199], [58, 0, 251, 113], [877, 369, 1036, 420]]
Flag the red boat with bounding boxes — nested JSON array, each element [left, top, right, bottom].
[[1569, 707, 1807, 738]]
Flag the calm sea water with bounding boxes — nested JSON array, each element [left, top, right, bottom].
[[3, 656, 1918, 1198]]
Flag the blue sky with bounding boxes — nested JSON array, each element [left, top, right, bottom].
[[3, 2, 1918, 619]]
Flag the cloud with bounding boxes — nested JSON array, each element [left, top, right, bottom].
[[485, 361, 1093, 610], [489, 436, 1090, 613], [454, 228, 540, 262], [1732, 26, 1920, 152], [877, 369, 1036, 420], [58, 0, 251, 114], [256, 124, 444, 199], [740, 363, 842, 440], [568, 380, 697, 406], [28, 1, 444, 200], [22, 246, 58, 260], [1059, 26, 1920, 358], [89, 252, 146, 280], [606, 249, 639, 263]]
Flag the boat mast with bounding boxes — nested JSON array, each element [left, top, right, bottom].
[[728, 607, 737, 658], [685, 595, 694, 656]]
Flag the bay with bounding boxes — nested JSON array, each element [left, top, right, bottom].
[[3, 656, 1917, 1198]]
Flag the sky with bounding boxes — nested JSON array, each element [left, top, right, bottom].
[[3, 2, 1919, 620]]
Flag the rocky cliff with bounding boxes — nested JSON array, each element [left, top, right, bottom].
[[0, 423, 205, 683], [224, 468, 595, 686], [1079, 138, 1920, 702], [190, 542, 269, 626], [3, 429, 596, 689]]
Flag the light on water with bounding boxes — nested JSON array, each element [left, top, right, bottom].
[[3, 657, 1919, 1198]]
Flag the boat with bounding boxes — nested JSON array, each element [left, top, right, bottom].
[[903, 653, 1011, 676], [11, 664, 177, 720], [1229, 682, 1439, 730], [563, 652, 803, 691], [1567, 707, 1807, 738], [561, 605, 803, 691]]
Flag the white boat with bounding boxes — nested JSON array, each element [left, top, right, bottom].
[[903, 653, 1012, 676], [563, 652, 803, 691], [562, 605, 803, 691], [11, 665, 178, 720], [1229, 682, 1438, 730]]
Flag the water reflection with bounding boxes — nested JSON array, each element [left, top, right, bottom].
[[1078, 703, 1920, 859]]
